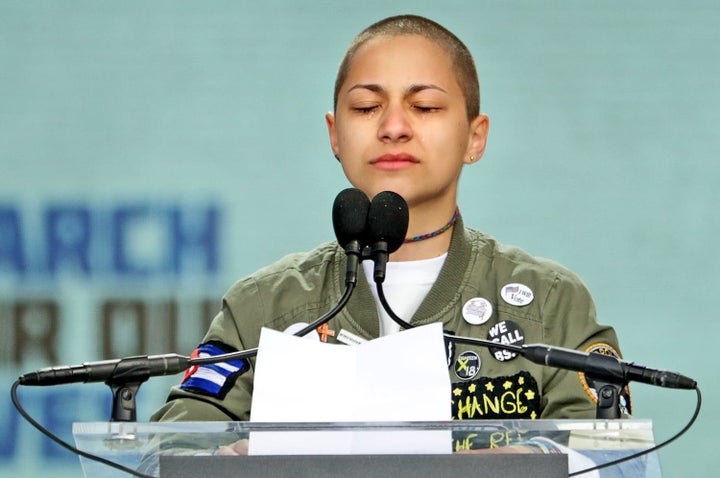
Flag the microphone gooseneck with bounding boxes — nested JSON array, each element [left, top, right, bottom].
[[182, 188, 373, 362], [376, 282, 413, 330]]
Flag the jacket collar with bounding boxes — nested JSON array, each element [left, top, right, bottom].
[[340, 215, 473, 338]]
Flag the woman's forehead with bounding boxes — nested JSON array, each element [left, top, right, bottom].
[[343, 35, 457, 86]]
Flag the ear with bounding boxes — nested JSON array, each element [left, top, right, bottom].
[[463, 114, 490, 164], [325, 112, 340, 159]]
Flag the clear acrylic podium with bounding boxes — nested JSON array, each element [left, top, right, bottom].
[[72, 419, 662, 477]]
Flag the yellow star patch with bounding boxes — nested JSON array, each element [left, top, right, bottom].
[[503, 380, 512, 390], [518, 376, 525, 385], [531, 411, 537, 419], [485, 382, 494, 392], [468, 383, 477, 393], [453, 387, 462, 397], [525, 390, 535, 400]]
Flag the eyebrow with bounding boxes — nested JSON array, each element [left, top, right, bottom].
[[345, 83, 448, 96]]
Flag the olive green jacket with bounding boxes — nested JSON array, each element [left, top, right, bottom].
[[152, 218, 623, 423]]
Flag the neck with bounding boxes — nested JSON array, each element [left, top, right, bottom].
[[390, 229, 454, 261], [390, 202, 459, 261]]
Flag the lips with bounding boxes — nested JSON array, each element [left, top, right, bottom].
[[370, 153, 419, 171]]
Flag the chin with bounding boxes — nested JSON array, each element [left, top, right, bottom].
[[366, 183, 413, 202], [348, 185, 399, 202]]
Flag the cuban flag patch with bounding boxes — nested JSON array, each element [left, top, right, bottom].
[[180, 341, 249, 400]]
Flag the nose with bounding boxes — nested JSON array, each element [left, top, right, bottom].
[[377, 103, 412, 143]]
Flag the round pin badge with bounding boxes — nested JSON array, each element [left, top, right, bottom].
[[487, 320, 525, 362], [454, 351, 481, 380], [462, 297, 493, 325], [501, 283, 534, 307]]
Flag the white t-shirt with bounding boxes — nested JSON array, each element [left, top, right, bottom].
[[362, 253, 447, 336]]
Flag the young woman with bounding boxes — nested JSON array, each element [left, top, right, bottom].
[[152, 14, 628, 428]]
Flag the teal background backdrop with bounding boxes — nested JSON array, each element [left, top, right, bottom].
[[1, 1, 717, 476]]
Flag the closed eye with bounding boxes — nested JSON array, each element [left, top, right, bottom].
[[412, 105, 441, 113], [353, 105, 379, 114]]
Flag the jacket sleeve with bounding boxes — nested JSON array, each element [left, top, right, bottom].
[[150, 299, 257, 423], [537, 271, 627, 419]]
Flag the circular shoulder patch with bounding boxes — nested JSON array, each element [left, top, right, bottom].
[[578, 343, 632, 415], [584, 343, 621, 358]]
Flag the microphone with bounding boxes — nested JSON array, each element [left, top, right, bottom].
[[19, 354, 189, 386], [366, 191, 412, 330], [367, 191, 408, 283], [332, 188, 371, 285], [451, 334, 696, 390], [521, 343, 696, 390]]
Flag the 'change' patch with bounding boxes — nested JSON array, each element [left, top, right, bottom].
[[180, 341, 249, 400], [451, 371, 541, 420]]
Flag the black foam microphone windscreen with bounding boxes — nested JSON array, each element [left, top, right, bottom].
[[367, 191, 409, 254], [332, 188, 371, 248]]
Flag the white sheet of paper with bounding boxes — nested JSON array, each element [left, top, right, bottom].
[[248, 322, 451, 455]]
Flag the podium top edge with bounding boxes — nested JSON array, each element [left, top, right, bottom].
[[72, 418, 655, 435]]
